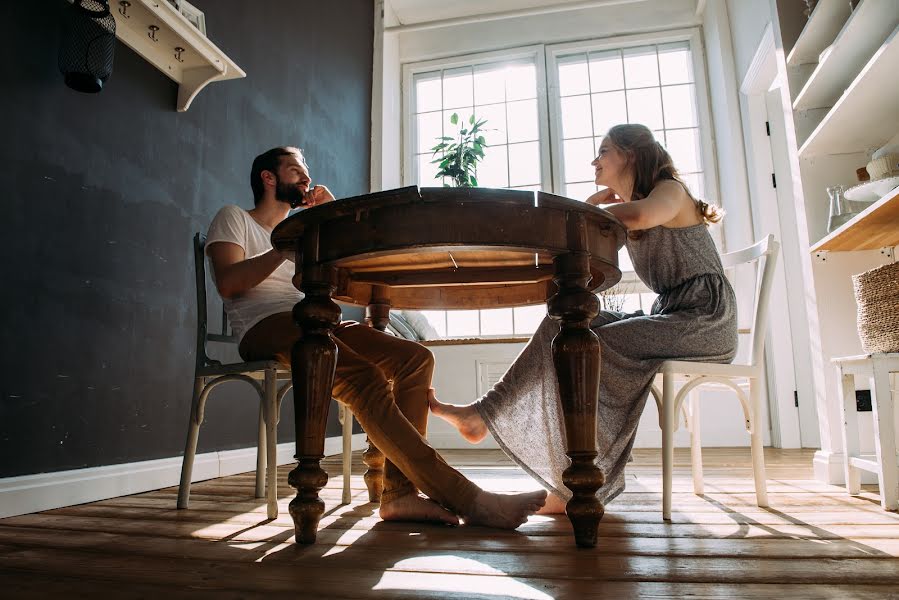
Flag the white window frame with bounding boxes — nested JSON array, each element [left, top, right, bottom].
[[545, 28, 720, 208], [402, 45, 552, 190]]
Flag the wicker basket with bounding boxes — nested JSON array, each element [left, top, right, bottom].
[[853, 261, 899, 354]]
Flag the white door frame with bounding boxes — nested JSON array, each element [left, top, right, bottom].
[[739, 23, 819, 448]]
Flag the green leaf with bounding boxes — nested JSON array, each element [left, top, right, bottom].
[[470, 175, 478, 186], [450, 113, 459, 125], [469, 114, 475, 124]]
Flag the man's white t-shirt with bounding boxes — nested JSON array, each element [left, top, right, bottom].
[[205, 205, 302, 343]]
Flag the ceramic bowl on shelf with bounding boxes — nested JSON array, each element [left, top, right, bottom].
[[866, 153, 899, 180], [843, 175, 899, 203]]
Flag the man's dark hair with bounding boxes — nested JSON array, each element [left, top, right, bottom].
[[249, 146, 305, 205]]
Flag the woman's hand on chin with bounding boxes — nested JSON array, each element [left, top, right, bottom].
[[585, 188, 622, 206]]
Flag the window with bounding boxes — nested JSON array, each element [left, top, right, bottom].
[[551, 41, 706, 202], [407, 49, 550, 192], [403, 31, 715, 338], [416, 306, 547, 338]]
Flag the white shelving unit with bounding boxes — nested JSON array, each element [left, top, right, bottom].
[[787, 0, 852, 66], [778, 0, 899, 485], [793, 0, 899, 111], [109, 0, 245, 111], [798, 25, 899, 158]]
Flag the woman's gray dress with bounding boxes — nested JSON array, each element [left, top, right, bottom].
[[476, 223, 738, 503]]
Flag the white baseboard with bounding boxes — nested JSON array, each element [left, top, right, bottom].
[[0, 434, 366, 520], [813, 449, 879, 485]]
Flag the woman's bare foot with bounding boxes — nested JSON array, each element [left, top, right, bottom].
[[536, 492, 568, 515], [428, 389, 488, 444], [379, 493, 459, 525], [464, 490, 547, 529]]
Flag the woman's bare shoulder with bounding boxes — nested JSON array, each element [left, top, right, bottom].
[[656, 179, 702, 227]]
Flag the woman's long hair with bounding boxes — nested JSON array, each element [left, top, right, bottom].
[[605, 124, 722, 225]]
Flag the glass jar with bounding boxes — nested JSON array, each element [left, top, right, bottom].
[[826, 185, 855, 232]]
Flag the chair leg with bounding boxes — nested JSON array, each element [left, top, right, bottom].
[[264, 369, 279, 519], [662, 373, 675, 521], [688, 390, 704, 496], [177, 378, 205, 509], [749, 380, 769, 508], [870, 359, 898, 511], [255, 402, 266, 499], [838, 368, 862, 495], [340, 404, 353, 505]]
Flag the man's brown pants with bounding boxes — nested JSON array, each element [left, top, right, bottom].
[[240, 314, 480, 515]]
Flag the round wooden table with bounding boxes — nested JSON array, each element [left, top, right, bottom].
[[272, 186, 625, 548]]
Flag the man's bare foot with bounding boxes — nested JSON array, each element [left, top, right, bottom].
[[379, 493, 459, 525], [536, 492, 568, 515], [428, 389, 488, 444], [464, 490, 547, 529]]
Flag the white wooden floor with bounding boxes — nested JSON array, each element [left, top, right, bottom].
[[1, 448, 898, 599]]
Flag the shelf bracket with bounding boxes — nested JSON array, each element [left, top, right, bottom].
[[881, 247, 895, 261], [814, 251, 829, 263], [177, 66, 226, 112]]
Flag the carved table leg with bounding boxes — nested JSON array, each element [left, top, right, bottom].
[[362, 440, 385, 502], [287, 229, 341, 544], [366, 284, 391, 331], [362, 284, 390, 501], [548, 248, 605, 548]]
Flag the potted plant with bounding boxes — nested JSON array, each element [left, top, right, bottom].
[[430, 113, 488, 187]]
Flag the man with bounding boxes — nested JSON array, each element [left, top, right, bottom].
[[205, 146, 546, 528]]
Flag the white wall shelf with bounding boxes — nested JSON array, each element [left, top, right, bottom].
[[108, 0, 245, 111], [811, 186, 899, 252], [792, 0, 899, 111], [787, 0, 851, 66], [798, 25, 899, 158]]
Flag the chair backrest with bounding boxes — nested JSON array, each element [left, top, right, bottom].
[[720, 234, 780, 368], [193, 233, 238, 369]]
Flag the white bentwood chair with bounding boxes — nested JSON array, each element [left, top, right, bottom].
[[649, 234, 780, 520], [177, 233, 354, 519]]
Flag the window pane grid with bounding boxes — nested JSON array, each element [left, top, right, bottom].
[[412, 61, 542, 190], [557, 43, 704, 202]]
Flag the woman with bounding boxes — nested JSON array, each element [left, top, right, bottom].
[[430, 123, 738, 512]]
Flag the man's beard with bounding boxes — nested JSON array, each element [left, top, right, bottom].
[[274, 177, 306, 208]]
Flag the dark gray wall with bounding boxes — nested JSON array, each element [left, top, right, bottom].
[[0, 0, 373, 477]]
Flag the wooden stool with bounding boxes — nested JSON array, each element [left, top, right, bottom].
[[834, 353, 899, 511]]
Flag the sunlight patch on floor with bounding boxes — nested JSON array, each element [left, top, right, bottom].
[[374, 568, 554, 600]]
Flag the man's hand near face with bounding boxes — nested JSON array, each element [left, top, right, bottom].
[[303, 185, 336, 207]]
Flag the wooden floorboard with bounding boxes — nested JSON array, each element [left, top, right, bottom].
[[2, 448, 898, 599]]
